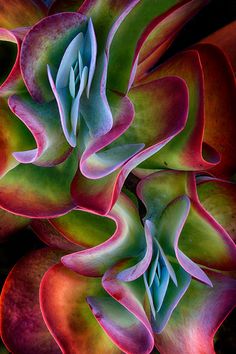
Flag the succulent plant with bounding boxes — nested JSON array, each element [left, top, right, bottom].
[[0, 1, 235, 353]]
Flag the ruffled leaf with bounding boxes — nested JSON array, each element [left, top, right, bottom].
[[155, 271, 236, 354], [50, 209, 116, 248], [0, 148, 77, 218], [135, 0, 209, 82], [62, 193, 145, 276], [87, 262, 154, 354], [0, 97, 34, 177], [138, 171, 236, 271], [192, 43, 236, 178], [40, 263, 120, 354], [0, 28, 26, 96], [137, 49, 220, 171], [200, 21, 236, 74], [72, 76, 188, 213], [20, 12, 87, 102], [9, 93, 72, 166], [197, 178, 236, 243], [107, 0, 208, 93], [31, 219, 82, 251]]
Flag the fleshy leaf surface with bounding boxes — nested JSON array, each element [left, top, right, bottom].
[[40, 263, 121, 354], [72, 76, 188, 213], [0, 148, 77, 218], [62, 193, 145, 276], [155, 271, 236, 354], [9, 94, 72, 166], [0, 248, 64, 354], [137, 171, 236, 271], [20, 12, 87, 102]]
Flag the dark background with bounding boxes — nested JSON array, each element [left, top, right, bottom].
[[0, 0, 236, 353]]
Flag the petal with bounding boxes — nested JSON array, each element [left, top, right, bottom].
[[72, 76, 188, 214], [107, 0, 208, 93], [137, 171, 236, 271], [30, 219, 81, 251], [137, 50, 220, 171], [20, 12, 87, 102], [0, 1, 45, 29], [40, 263, 120, 354], [155, 271, 236, 354], [0, 97, 34, 177], [0, 209, 29, 242], [0, 28, 26, 96], [192, 43, 236, 178], [9, 94, 72, 166], [0, 248, 64, 354], [0, 148, 77, 218], [62, 193, 146, 276]]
